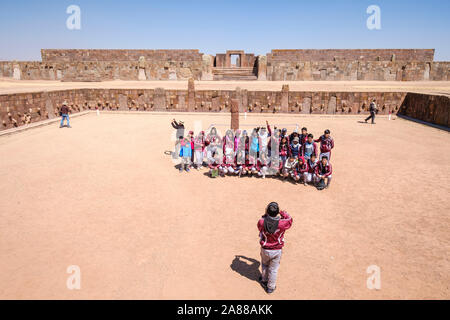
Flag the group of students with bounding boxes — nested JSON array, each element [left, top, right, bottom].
[[174, 119, 334, 189]]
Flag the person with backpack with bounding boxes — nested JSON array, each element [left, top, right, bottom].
[[315, 155, 333, 189], [365, 99, 378, 124], [59, 101, 71, 128], [257, 202, 293, 294]]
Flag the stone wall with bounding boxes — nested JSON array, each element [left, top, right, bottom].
[[1, 85, 407, 131], [266, 60, 450, 81], [1, 49, 449, 82], [41, 49, 202, 63], [268, 49, 435, 62], [0, 49, 204, 81], [265, 49, 450, 81], [399, 93, 450, 127]]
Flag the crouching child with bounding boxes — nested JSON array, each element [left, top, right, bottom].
[[305, 153, 318, 184], [282, 156, 298, 180], [297, 157, 309, 185], [314, 156, 332, 189]]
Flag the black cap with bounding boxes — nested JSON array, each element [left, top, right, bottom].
[[266, 202, 280, 217]]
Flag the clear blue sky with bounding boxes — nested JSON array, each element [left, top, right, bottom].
[[1, 0, 449, 61]]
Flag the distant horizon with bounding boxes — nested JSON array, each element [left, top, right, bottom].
[[1, 0, 449, 60]]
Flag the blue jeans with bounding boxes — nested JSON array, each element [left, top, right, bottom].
[[60, 114, 70, 127]]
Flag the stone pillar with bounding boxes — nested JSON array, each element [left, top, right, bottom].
[[187, 78, 195, 112], [177, 92, 187, 111], [281, 84, 289, 113], [235, 87, 243, 113], [231, 99, 239, 130], [154, 88, 166, 110], [201, 54, 214, 80], [257, 55, 267, 80], [45, 96, 55, 119], [13, 62, 21, 80], [138, 56, 147, 81], [118, 94, 128, 110]]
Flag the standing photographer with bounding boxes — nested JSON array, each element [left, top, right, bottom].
[[257, 202, 293, 294], [171, 119, 185, 159]]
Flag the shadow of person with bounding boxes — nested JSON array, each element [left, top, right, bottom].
[[230, 255, 261, 283]]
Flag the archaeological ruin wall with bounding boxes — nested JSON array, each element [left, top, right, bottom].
[[1, 84, 408, 131], [399, 92, 450, 127], [1, 48, 448, 82], [0, 49, 205, 81], [266, 49, 449, 81]]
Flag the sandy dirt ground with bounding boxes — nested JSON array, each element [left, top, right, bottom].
[[0, 112, 449, 300], [1, 78, 450, 95]]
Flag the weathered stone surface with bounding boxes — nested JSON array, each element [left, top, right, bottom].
[[399, 92, 450, 127], [0, 48, 448, 82], [257, 55, 267, 81], [281, 84, 289, 113], [231, 99, 239, 130], [153, 88, 166, 110], [118, 94, 128, 110], [138, 69, 147, 81], [187, 78, 195, 112], [0, 87, 414, 131], [201, 54, 213, 80], [13, 63, 21, 80]]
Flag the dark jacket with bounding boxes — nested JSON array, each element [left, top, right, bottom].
[[171, 121, 185, 139], [60, 105, 69, 115]]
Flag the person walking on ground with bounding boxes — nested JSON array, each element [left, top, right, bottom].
[[59, 101, 71, 128], [257, 202, 293, 294], [365, 99, 378, 124]]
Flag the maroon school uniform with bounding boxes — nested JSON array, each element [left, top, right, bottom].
[[307, 158, 318, 174], [315, 161, 333, 177], [315, 135, 334, 154], [298, 158, 309, 174], [257, 211, 293, 250]]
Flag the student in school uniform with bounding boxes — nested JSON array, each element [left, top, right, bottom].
[[315, 129, 334, 160], [281, 156, 298, 180], [305, 153, 319, 184], [289, 136, 302, 159], [303, 134, 318, 161], [193, 131, 205, 170], [314, 155, 333, 189], [297, 156, 309, 185]]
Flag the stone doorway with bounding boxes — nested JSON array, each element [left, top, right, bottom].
[[230, 54, 240, 68]]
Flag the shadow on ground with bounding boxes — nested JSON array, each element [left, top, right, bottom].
[[230, 255, 265, 291]]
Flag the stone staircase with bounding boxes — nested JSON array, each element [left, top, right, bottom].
[[212, 67, 257, 80]]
